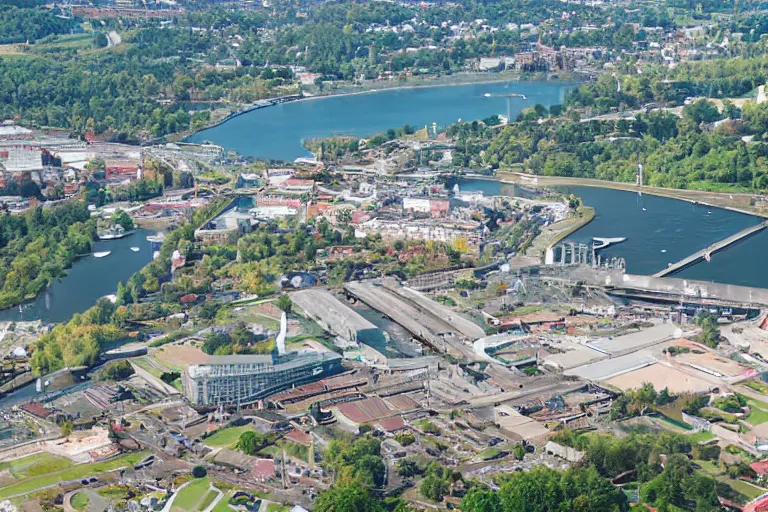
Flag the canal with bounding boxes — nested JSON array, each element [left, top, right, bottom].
[[187, 81, 574, 161], [451, 178, 768, 288], [0, 229, 156, 324]]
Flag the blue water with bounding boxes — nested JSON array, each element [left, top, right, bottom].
[[451, 178, 767, 286], [561, 186, 760, 276], [188, 81, 574, 161], [0, 229, 155, 324]]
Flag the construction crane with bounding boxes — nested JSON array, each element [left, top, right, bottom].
[[483, 93, 528, 123]]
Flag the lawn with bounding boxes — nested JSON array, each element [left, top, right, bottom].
[[746, 399, 768, 426], [172, 477, 212, 512], [198, 489, 219, 510], [70, 491, 89, 511], [693, 459, 720, 476], [0, 452, 73, 479], [212, 491, 236, 512], [719, 478, 767, 500], [477, 447, 502, 460], [686, 431, 716, 444], [0, 451, 148, 500], [203, 425, 252, 448]]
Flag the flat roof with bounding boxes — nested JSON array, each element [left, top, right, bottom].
[[564, 352, 656, 381], [586, 323, 677, 355]]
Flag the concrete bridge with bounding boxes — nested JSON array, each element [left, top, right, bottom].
[[654, 221, 768, 278]]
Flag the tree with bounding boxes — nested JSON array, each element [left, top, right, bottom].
[[275, 294, 293, 313], [236, 431, 270, 455], [96, 360, 135, 381], [313, 484, 385, 512], [60, 419, 74, 438], [111, 209, 134, 232], [461, 486, 502, 512], [192, 465, 207, 478]]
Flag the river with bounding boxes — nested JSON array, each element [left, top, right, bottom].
[[0, 229, 156, 324], [187, 81, 574, 161], [451, 178, 768, 288]]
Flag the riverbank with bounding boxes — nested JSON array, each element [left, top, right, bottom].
[[182, 72, 577, 150], [497, 172, 768, 219], [509, 205, 595, 267], [305, 69, 571, 99]]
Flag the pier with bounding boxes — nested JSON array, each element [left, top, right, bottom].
[[654, 221, 768, 278]]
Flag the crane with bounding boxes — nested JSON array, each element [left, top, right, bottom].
[[483, 93, 528, 124]]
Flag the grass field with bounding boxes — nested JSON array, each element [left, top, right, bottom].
[[746, 399, 768, 426], [70, 491, 89, 511], [203, 425, 252, 448], [719, 477, 766, 500], [199, 489, 219, 510], [686, 431, 716, 444], [172, 477, 211, 512], [0, 451, 147, 500], [0, 453, 73, 479], [694, 459, 720, 476]]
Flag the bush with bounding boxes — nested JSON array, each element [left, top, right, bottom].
[[192, 466, 207, 478], [394, 432, 415, 446], [160, 371, 181, 384], [95, 360, 135, 382]]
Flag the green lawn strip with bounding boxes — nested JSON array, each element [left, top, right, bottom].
[[686, 431, 716, 444], [212, 492, 236, 512], [265, 503, 290, 512], [172, 477, 210, 511], [0, 451, 148, 500], [718, 477, 767, 500], [477, 447, 502, 460], [0, 452, 73, 479], [693, 459, 721, 476], [70, 491, 89, 511], [746, 399, 768, 426], [199, 489, 219, 510], [203, 425, 253, 448]]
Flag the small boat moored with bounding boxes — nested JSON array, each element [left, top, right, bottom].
[[93, 251, 111, 258]]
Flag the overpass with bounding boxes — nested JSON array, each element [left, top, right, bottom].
[[654, 221, 768, 277]]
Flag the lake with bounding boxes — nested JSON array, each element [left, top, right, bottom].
[[452, 178, 768, 288], [187, 81, 574, 161], [0, 229, 156, 324]]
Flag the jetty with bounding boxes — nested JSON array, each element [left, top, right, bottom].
[[654, 221, 768, 277]]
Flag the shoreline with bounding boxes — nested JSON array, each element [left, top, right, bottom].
[[496, 172, 768, 219], [184, 73, 579, 145]]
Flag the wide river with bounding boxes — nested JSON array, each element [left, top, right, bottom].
[[0, 229, 155, 324], [452, 179, 768, 288], [188, 81, 574, 161]]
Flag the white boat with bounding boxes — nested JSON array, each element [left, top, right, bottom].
[[484, 93, 492, 97], [93, 251, 111, 258], [130, 247, 140, 252]]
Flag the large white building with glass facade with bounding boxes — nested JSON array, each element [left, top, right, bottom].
[[182, 352, 343, 406]]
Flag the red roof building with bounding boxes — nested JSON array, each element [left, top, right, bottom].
[[751, 461, 768, 475], [746, 494, 768, 512], [21, 402, 52, 419]]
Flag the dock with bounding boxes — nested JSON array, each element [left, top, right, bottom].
[[654, 221, 768, 278]]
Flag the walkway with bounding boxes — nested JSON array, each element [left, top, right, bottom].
[[654, 221, 768, 277]]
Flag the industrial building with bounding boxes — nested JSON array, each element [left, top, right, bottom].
[[182, 352, 344, 406]]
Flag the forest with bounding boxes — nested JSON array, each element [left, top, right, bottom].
[[0, 201, 95, 311]]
